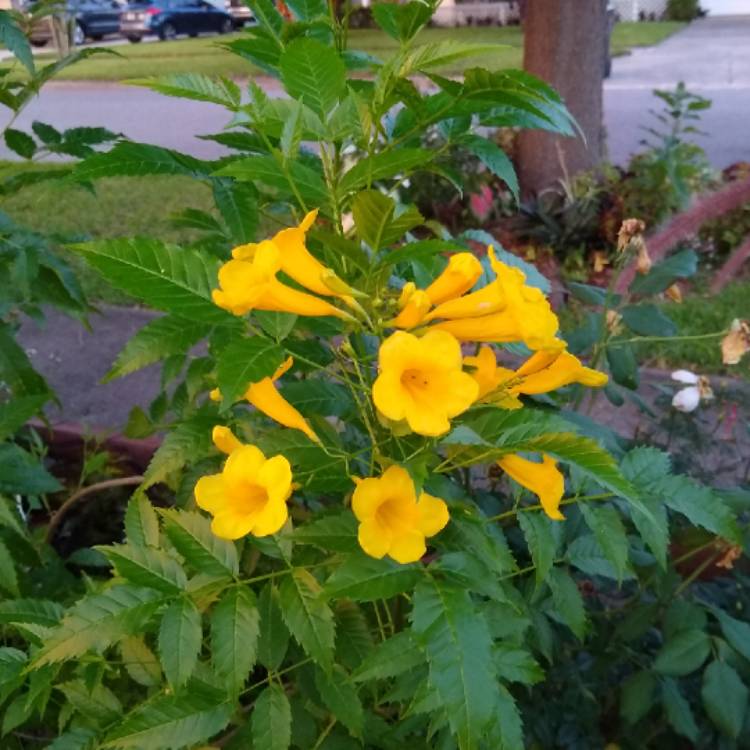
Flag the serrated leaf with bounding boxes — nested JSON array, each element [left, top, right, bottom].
[[257, 583, 289, 671], [0, 11, 34, 75], [4, 128, 36, 159], [34, 586, 163, 667], [103, 683, 232, 749], [0, 598, 63, 626], [162, 509, 238, 577], [280, 38, 346, 118], [0, 323, 50, 398], [124, 495, 160, 548], [99, 544, 187, 593], [285, 0, 326, 19], [662, 677, 698, 741], [334, 599, 373, 670], [411, 578, 497, 750], [460, 135, 518, 202], [293, 511, 358, 552], [47, 727, 98, 750], [518, 512, 557, 586], [547, 568, 586, 639], [74, 238, 229, 324], [119, 636, 162, 687], [211, 587, 259, 695], [701, 660, 748, 739], [0, 393, 48, 440], [279, 569, 335, 668], [143, 413, 215, 489], [251, 684, 291, 750], [324, 553, 421, 602], [74, 142, 212, 181], [711, 607, 750, 661], [653, 629, 710, 676], [372, 0, 432, 42], [315, 665, 364, 736], [216, 336, 285, 406], [352, 630, 424, 682], [566, 535, 636, 582], [0, 443, 61, 494], [493, 644, 543, 686], [620, 670, 656, 724], [158, 598, 202, 689], [489, 685, 524, 750], [440, 511, 517, 576], [339, 148, 433, 195], [0, 540, 19, 597], [58, 679, 122, 725], [106, 315, 210, 382], [132, 73, 241, 109], [213, 179, 259, 244], [579, 504, 631, 582], [280, 379, 355, 419]]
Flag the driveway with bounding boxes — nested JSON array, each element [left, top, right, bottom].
[[604, 15, 750, 166], [3, 17, 750, 165]]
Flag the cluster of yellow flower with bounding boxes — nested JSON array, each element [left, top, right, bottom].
[[198, 212, 609, 563]]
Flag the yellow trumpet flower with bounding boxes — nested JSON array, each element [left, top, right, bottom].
[[196, 427, 293, 539], [244, 357, 320, 443], [391, 283, 432, 329], [352, 465, 449, 563], [373, 330, 479, 437], [212, 242, 350, 319], [497, 453, 565, 520], [424, 252, 483, 305]]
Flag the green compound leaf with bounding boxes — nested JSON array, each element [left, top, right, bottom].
[[411, 578, 498, 750], [315, 665, 364, 736], [211, 587, 260, 695], [162, 509, 239, 577], [701, 660, 749, 739], [278, 569, 335, 669], [124, 495, 160, 549], [547, 567, 587, 640], [653, 629, 710, 677], [103, 682, 232, 749], [324, 552, 422, 602], [158, 598, 202, 688], [98, 544, 187, 594], [74, 238, 230, 324], [105, 315, 210, 382], [251, 684, 291, 750], [216, 336, 285, 406]]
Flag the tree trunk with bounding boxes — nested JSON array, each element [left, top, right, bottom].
[[517, 0, 606, 198]]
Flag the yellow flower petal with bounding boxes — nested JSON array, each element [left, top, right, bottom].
[[245, 378, 320, 443], [358, 517, 392, 559], [425, 252, 483, 305], [372, 330, 478, 437], [194, 473, 226, 513], [498, 453, 565, 520], [223, 444, 267, 485], [211, 510, 257, 540], [388, 529, 427, 564], [516, 351, 608, 394], [417, 493, 450, 536], [378, 465, 417, 506], [351, 476, 386, 521], [250, 498, 289, 537], [212, 425, 243, 455], [258, 454, 294, 506], [425, 281, 503, 321], [392, 288, 432, 329]]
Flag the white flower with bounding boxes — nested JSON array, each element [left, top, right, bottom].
[[671, 370, 713, 413]]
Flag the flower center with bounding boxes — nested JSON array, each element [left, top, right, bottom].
[[401, 368, 430, 393], [376, 497, 415, 534], [234, 482, 269, 515]]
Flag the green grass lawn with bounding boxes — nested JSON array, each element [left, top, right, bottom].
[[638, 279, 750, 375], [30, 21, 685, 82]]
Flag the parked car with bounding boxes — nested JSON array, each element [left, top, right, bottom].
[[224, 0, 252, 27], [26, 0, 123, 46], [120, 0, 233, 41]]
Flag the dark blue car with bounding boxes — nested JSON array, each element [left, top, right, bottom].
[[120, 0, 233, 42]]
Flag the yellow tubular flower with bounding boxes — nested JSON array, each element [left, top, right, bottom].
[[372, 330, 479, 437], [425, 252, 484, 305], [195, 428, 292, 539], [425, 280, 503, 321], [213, 242, 350, 319], [352, 465, 449, 563], [514, 351, 608, 395], [498, 453, 565, 520], [233, 209, 350, 300], [463, 346, 514, 399], [432, 251, 561, 351], [392, 284, 432, 329], [212, 425, 243, 455], [244, 357, 320, 443]]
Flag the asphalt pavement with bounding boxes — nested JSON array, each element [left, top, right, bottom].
[[2, 16, 750, 166]]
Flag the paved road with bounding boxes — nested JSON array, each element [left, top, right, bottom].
[[3, 16, 750, 166]]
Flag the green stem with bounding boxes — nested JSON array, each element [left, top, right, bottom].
[[486, 492, 615, 523]]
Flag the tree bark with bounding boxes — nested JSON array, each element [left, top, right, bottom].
[[517, 0, 606, 198]]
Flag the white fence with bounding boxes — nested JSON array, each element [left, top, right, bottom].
[[431, 0, 521, 27]]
